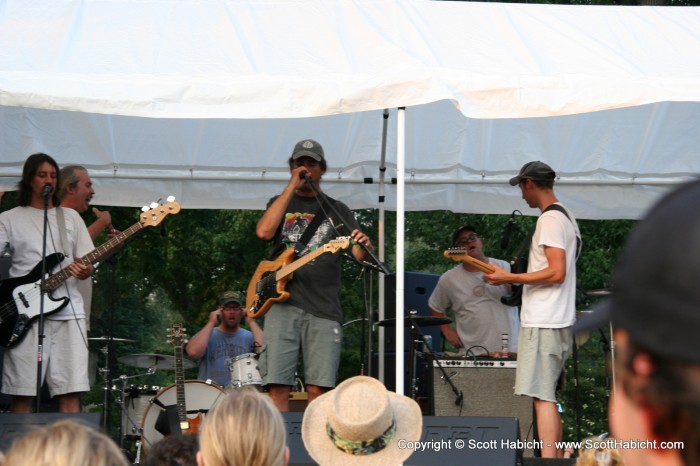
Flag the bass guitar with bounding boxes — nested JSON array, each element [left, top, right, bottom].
[[246, 237, 351, 318], [0, 198, 181, 348]]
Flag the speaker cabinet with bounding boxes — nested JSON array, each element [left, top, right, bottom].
[[383, 272, 442, 353], [433, 359, 534, 455], [408, 416, 520, 466], [284, 412, 521, 466]]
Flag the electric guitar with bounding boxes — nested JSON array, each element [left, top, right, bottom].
[[167, 323, 201, 436], [442, 249, 496, 274], [0, 198, 181, 348], [246, 237, 351, 318], [444, 249, 525, 307]]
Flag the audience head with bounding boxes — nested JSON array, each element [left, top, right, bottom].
[[1, 419, 128, 466], [141, 433, 199, 466], [302, 375, 423, 466], [197, 388, 288, 466], [577, 179, 700, 466], [575, 434, 624, 466]]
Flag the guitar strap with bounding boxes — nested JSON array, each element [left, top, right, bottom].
[[510, 203, 581, 266], [293, 203, 327, 255], [55, 206, 72, 259]]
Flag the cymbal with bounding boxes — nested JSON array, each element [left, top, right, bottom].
[[88, 336, 136, 343], [376, 316, 452, 327], [117, 353, 196, 370], [585, 289, 612, 297]]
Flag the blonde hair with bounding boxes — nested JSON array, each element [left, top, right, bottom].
[[198, 389, 287, 466], [2, 419, 128, 466], [575, 436, 625, 466]]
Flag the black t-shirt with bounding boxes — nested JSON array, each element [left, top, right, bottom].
[[267, 194, 359, 323]]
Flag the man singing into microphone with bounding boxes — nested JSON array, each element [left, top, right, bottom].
[[0, 153, 94, 413], [255, 139, 374, 411]]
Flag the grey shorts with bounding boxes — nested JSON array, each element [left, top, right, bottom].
[[514, 326, 572, 402], [2, 319, 90, 397], [258, 303, 342, 388]]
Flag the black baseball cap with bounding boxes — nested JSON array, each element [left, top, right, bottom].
[[509, 161, 556, 186], [219, 290, 244, 307], [575, 178, 700, 364], [291, 139, 325, 162]]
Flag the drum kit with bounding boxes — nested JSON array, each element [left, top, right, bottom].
[[90, 336, 264, 458]]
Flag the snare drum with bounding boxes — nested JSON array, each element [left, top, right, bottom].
[[140, 380, 226, 449], [122, 385, 160, 439], [226, 353, 262, 389]]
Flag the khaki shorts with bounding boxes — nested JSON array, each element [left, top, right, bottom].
[[258, 303, 342, 388], [2, 319, 90, 397], [514, 326, 572, 402]]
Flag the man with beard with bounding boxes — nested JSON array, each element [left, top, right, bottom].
[[186, 290, 263, 387]]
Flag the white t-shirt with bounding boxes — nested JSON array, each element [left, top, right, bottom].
[[521, 203, 579, 328], [0, 206, 95, 320], [429, 258, 520, 354]]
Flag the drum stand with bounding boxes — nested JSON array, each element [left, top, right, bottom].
[[113, 368, 156, 448]]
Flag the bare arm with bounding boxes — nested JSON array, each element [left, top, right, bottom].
[[256, 167, 307, 240], [245, 316, 264, 353], [86, 207, 113, 241], [431, 308, 463, 348], [185, 308, 221, 359], [485, 246, 566, 286]]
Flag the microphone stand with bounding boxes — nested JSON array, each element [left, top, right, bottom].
[[35, 190, 52, 411], [300, 173, 391, 275], [407, 313, 462, 412]]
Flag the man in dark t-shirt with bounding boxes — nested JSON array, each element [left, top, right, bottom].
[[255, 139, 375, 411]]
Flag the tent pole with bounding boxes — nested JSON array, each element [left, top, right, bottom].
[[395, 107, 406, 395], [377, 109, 389, 384]]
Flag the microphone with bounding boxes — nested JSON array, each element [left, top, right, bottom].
[[300, 171, 312, 184], [500, 212, 516, 250], [42, 183, 53, 198]]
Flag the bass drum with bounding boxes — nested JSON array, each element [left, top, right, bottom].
[[140, 380, 226, 449]]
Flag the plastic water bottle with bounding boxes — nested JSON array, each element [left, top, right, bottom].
[[500, 333, 510, 358]]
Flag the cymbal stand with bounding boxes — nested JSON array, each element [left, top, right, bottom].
[[96, 340, 113, 432], [114, 368, 156, 448]]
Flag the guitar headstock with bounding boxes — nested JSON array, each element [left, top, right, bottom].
[[139, 195, 181, 228], [167, 323, 187, 347], [324, 237, 352, 253], [443, 248, 467, 261]]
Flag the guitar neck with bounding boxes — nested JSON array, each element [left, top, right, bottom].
[[275, 247, 329, 280], [45, 222, 144, 291], [173, 343, 188, 425], [443, 249, 496, 274]]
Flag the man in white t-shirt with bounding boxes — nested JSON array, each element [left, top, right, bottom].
[[0, 153, 94, 413], [486, 161, 580, 458]]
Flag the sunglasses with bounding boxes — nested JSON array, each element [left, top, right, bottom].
[[455, 234, 479, 245]]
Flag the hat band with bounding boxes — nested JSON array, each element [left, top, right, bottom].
[[326, 419, 396, 456]]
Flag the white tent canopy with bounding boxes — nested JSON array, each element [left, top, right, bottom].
[[2, 0, 700, 219]]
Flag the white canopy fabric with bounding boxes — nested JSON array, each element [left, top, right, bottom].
[[2, 0, 700, 220]]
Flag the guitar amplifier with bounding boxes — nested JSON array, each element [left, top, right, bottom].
[[432, 357, 534, 455]]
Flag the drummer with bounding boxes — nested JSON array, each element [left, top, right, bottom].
[[185, 290, 263, 387]]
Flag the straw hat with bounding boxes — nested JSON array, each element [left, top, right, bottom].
[[301, 376, 423, 466]]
